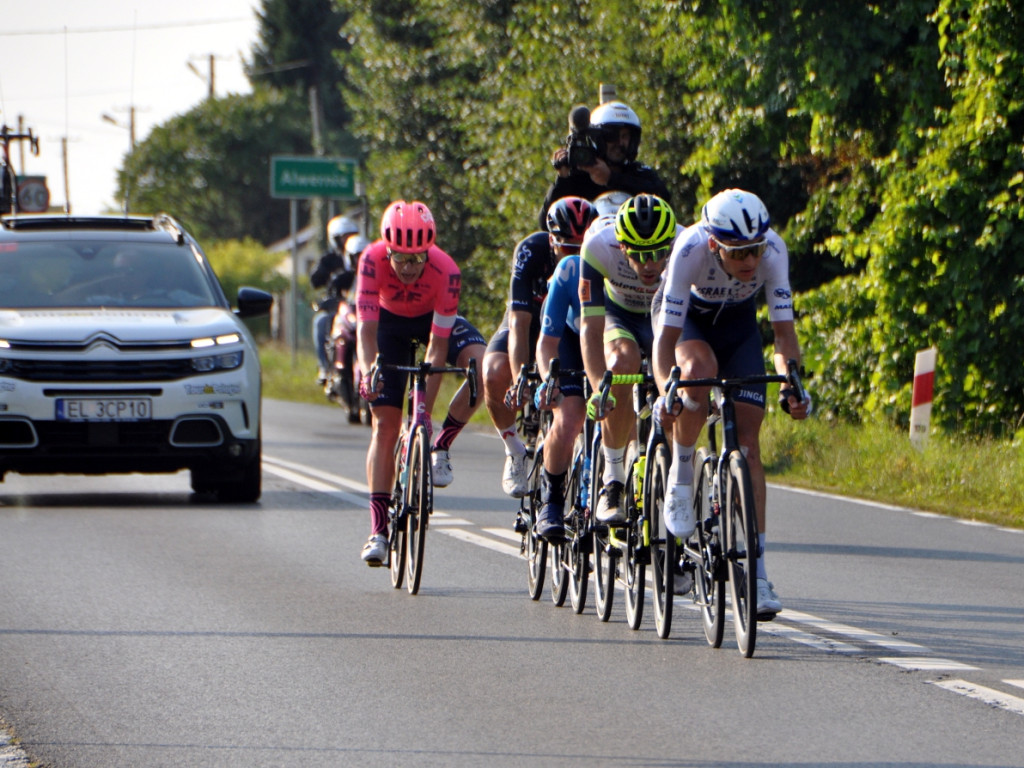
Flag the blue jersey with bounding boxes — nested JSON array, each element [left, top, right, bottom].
[[540, 253, 582, 339]]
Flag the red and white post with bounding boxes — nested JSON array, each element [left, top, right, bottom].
[[910, 347, 937, 450]]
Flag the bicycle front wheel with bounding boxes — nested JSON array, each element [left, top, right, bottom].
[[725, 450, 758, 657], [525, 446, 547, 601], [694, 447, 725, 648], [623, 453, 645, 631], [566, 442, 589, 613], [404, 425, 432, 595], [648, 440, 673, 639], [389, 439, 407, 589]]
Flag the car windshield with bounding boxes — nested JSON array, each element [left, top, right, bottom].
[[0, 240, 222, 309]]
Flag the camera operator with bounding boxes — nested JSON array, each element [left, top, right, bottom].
[[538, 101, 671, 230]]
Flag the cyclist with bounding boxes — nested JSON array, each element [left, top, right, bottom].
[[482, 196, 597, 498], [580, 194, 681, 526], [539, 100, 671, 230], [531, 209, 596, 540], [311, 215, 361, 384], [355, 200, 487, 565], [652, 188, 811, 616]]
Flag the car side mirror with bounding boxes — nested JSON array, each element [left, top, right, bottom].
[[235, 286, 274, 318]]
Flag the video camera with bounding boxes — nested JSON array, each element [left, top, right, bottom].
[[552, 105, 601, 171]]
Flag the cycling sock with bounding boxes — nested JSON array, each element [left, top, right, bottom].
[[756, 533, 768, 579], [369, 493, 391, 536], [671, 441, 696, 487], [498, 425, 526, 456], [433, 414, 466, 452], [541, 469, 567, 505], [603, 446, 626, 484]]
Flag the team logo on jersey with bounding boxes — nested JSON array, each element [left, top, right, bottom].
[[579, 278, 591, 303]]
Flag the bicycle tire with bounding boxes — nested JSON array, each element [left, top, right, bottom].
[[623, 452, 645, 631], [566, 443, 589, 613], [725, 449, 758, 657], [550, 540, 568, 607], [404, 424, 431, 595], [525, 446, 547, 601], [694, 447, 725, 648], [389, 438, 407, 589], [649, 440, 673, 639]]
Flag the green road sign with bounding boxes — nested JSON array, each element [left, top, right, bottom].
[[270, 156, 357, 199]]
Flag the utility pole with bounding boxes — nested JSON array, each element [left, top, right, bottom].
[[188, 54, 224, 100]]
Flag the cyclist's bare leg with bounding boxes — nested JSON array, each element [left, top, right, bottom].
[[734, 401, 767, 532], [544, 396, 586, 476], [602, 337, 642, 454], [448, 342, 487, 423], [368, 404, 403, 493], [673, 339, 715, 446], [482, 348, 515, 432]]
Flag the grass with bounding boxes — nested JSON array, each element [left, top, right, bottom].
[[260, 341, 1024, 529]]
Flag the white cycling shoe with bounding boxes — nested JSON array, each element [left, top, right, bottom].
[[361, 534, 388, 567], [502, 452, 529, 498], [664, 483, 696, 539], [756, 578, 783, 615], [431, 449, 453, 487]]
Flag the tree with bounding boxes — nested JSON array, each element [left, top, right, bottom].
[[119, 90, 311, 243]]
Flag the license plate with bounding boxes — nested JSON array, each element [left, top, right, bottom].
[[56, 398, 152, 422]]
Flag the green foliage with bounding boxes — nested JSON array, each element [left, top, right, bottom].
[[204, 238, 290, 301], [114, 0, 1024, 439], [120, 90, 312, 244]]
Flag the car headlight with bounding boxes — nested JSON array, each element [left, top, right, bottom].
[[191, 334, 244, 372]]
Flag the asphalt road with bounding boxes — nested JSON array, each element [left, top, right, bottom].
[[0, 398, 1022, 767]]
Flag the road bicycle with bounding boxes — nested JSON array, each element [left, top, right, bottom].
[[510, 364, 554, 601], [558, 377, 599, 615], [590, 364, 660, 628], [663, 361, 803, 657], [370, 354, 478, 595]]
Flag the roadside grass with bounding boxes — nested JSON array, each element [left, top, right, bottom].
[[260, 342, 1024, 529]]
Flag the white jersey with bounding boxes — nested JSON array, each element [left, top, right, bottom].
[[657, 222, 794, 329], [580, 215, 683, 315]]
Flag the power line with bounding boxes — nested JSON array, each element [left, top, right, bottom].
[[0, 18, 251, 37]]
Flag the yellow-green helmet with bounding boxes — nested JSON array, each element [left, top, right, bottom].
[[614, 194, 676, 250]]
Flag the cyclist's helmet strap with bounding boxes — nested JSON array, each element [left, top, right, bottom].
[[700, 189, 770, 243], [614, 194, 676, 250], [380, 200, 437, 253]]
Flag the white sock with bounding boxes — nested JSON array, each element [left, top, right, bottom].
[[498, 425, 526, 456], [756, 533, 768, 580], [671, 441, 695, 487], [602, 445, 626, 484]]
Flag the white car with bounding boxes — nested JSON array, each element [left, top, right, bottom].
[[0, 213, 273, 502]]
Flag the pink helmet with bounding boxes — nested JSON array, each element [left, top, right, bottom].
[[380, 200, 436, 253]]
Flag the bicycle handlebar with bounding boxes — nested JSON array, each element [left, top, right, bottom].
[[370, 354, 479, 408]]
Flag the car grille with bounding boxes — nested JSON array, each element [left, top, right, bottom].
[[4, 358, 196, 382]]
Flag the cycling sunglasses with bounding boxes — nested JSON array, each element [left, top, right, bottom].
[[549, 236, 582, 254], [621, 244, 672, 265], [387, 248, 429, 264], [713, 238, 768, 260]]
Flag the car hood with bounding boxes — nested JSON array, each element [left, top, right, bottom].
[[0, 308, 242, 344]]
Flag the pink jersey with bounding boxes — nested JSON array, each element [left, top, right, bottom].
[[355, 239, 461, 338]]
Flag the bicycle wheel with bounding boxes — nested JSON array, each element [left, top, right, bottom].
[[725, 449, 758, 657], [550, 540, 568, 606], [565, 443, 589, 613], [404, 425, 432, 595], [389, 439, 407, 589], [623, 453, 645, 631], [525, 447, 547, 601], [648, 440, 673, 639], [693, 447, 725, 648]]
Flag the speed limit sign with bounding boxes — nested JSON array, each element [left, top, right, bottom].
[[16, 177, 50, 212]]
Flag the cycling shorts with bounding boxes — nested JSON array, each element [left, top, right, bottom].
[[682, 296, 767, 409], [373, 308, 486, 409], [550, 329, 584, 400], [603, 301, 654, 360]]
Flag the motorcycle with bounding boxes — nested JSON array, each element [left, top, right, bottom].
[[324, 294, 371, 425]]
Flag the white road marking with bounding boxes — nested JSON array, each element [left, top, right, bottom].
[[880, 657, 978, 671], [930, 680, 1024, 716]]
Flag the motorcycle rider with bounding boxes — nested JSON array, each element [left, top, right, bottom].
[[311, 215, 361, 384]]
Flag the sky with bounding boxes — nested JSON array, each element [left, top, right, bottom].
[[1, 1, 261, 214]]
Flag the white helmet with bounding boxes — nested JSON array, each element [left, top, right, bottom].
[[344, 234, 370, 261], [327, 215, 359, 251], [593, 190, 631, 218], [701, 189, 770, 242], [590, 101, 642, 161]]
